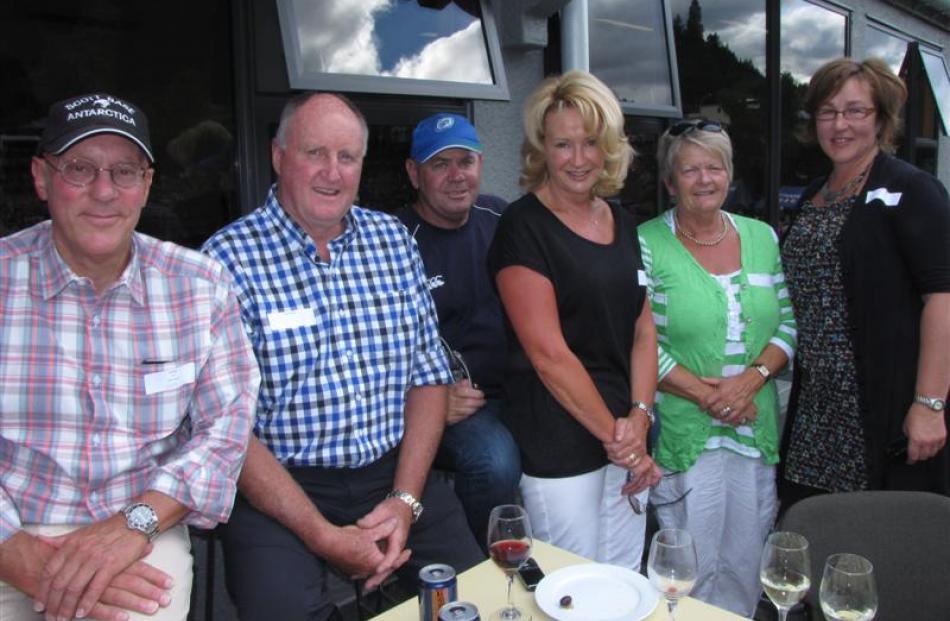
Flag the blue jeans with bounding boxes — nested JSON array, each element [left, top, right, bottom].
[[435, 399, 521, 548]]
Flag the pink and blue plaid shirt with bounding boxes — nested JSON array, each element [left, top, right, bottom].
[[0, 222, 260, 543]]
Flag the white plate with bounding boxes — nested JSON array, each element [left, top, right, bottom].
[[535, 563, 659, 621]]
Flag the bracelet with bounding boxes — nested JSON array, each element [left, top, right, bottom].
[[631, 401, 656, 426]]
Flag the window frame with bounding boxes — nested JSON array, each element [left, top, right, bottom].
[[275, 0, 510, 101]]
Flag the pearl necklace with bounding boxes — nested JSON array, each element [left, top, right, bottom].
[[675, 211, 728, 247]]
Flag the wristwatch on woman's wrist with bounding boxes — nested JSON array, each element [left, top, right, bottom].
[[914, 394, 946, 412], [751, 363, 771, 381], [631, 401, 656, 426]]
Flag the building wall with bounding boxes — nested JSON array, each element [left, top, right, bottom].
[[474, 0, 950, 201]]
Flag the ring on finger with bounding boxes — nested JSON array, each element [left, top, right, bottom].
[[627, 452, 641, 465], [721, 406, 733, 416]]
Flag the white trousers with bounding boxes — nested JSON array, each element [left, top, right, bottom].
[[520, 463, 649, 571], [651, 449, 777, 617], [0, 523, 192, 621]]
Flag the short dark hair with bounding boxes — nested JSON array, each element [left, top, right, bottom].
[[802, 57, 907, 154]]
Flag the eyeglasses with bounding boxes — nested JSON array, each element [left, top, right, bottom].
[[814, 106, 876, 122], [668, 119, 723, 137], [626, 471, 692, 515], [44, 156, 149, 189], [440, 337, 471, 383]]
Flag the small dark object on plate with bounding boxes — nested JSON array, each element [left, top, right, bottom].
[[558, 595, 573, 608]]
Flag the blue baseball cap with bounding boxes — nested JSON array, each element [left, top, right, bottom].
[[410, 113, 483, 163]]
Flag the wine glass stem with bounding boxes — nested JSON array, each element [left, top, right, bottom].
[[505, 573, 514, 609], [777, 607, 789, 621], [666, 597, 678, 621]]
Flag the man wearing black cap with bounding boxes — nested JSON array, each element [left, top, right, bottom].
[[0, 93, 259, 621], [397, 113, 520, 547]]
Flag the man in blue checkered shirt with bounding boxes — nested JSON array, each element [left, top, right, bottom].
[[202, 92, 482, 620]]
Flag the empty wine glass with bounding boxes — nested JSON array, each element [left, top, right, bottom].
[[647, 528, 698, 620], [819, 553, 878, 621], [759, 531, 811, 621], [486, 504, 533, 621]]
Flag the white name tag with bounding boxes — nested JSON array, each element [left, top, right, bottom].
[[866, 187, 902, 207], [144, 362, 196, 395], [267, 307, 317, 331], [637, 269, 647, 286]]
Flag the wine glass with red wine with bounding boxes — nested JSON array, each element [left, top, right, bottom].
[[486, 504, 533, 620]]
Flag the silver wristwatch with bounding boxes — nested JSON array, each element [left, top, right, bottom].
[[386, 490, 423, 523], [751, 363, 771, 380], [122, 503, 159, 541], [914, 394, 946, 412], [631, 401, 656, 426]]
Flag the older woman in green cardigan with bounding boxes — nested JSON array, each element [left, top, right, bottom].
[[638, 120, 797, 616]]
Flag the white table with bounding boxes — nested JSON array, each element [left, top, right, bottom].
[[370, 540, 750, 620]]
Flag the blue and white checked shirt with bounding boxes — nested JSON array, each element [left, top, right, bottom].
[[202, 186, 452, 468]]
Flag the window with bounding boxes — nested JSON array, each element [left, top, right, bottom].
[[866, 23, 911, 73], [588, 0, 680, 116], [276, 0, 509, 100], [0, 1, 239, 247], [779, 0, 848, 232], [919, 46, 950, 136], [669, 0, 768, 220]]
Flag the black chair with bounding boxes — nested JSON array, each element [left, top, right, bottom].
[[777, 490, 950, 621]]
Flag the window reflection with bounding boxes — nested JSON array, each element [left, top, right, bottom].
[[0, 0, 238, 247], [589, 1, 673, 108], [779, 0, 847, 234], [670, 0, 767, 220], [284, 0, 492, 84], [866, 25, 910, 73]]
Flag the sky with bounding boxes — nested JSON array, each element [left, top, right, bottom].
[[669, 0, 848, 85], [289, 0, 491, 84]]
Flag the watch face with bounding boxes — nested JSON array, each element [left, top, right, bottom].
[[936, 400, 946, 411], [125, 503, 158, 536]]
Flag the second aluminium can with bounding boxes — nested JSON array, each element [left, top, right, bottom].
[[419, 563, 457, 621], [438, 601, 480, 621]]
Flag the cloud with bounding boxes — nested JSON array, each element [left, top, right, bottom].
[[386, 19, 491, 83], [780, 2, 847, 83], [293, 0, 390, 75]]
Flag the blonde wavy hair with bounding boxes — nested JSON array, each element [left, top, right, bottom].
[[520, 70, 634, 197]]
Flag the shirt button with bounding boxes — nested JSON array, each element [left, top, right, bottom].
[[92, 374, 102, 387], [345, 351, 354, 360], [91, 314, 101, 327], [91, 434, 102, 447], [89, 491, 98, 502], [354, 393, 363, 402]]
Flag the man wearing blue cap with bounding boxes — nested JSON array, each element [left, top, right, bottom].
[[398, 113, 521, 547]]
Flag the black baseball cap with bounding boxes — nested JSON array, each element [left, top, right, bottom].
[[39, 93, 155, 163]]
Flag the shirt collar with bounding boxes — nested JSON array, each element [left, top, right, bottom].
[[36, 223, 144, 304], [263, 184, 360, 258]]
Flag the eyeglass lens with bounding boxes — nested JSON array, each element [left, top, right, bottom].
[[46, 157, 146, 188]]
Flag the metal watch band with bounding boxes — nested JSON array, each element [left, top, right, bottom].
[[122, 502, 159, 542], [752, 363, 771, 380], [631, 401, 656, 426], [386, 489, 423, 523], [913, 394, 946, 412]]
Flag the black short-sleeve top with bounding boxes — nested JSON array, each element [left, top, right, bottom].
[[487, 192, 647, 477]]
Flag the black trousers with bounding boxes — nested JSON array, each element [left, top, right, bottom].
[[220, 449, 484, 621]]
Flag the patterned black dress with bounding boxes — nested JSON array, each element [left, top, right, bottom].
[[781, 194, 868, 492]]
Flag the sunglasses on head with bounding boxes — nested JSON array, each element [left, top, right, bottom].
[[668, 118, 723, 137]]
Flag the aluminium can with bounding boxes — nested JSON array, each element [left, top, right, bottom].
[[438, 601, 480, 621], [419, 563, 458, 621]]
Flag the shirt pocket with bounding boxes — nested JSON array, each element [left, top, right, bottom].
[[116, 360, 195, 439]]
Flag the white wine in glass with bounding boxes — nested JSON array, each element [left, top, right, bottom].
[[759, 532, 810, 621], [819, 553, 878, 621], [647, 528, 698, 621]]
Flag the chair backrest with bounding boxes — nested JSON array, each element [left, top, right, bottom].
[[777, 491, 950, 621]]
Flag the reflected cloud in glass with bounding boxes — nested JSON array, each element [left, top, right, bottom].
[[590, 0, 673, 106], [290, 0, 492, 84], [781, 0, 847, 84], [865, 26, 909, 73]]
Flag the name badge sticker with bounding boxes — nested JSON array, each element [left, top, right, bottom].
[[866, 187, 902, 207], [267, 307, 318, 331], [637, 270, 648, 286], [144, 362, 196, 395]]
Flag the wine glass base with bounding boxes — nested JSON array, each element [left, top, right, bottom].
[[489, 607, 530, 621]]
